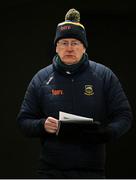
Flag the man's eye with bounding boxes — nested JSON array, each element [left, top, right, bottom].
[[72, 42, 77, 45], [62, 42, 67, 45]]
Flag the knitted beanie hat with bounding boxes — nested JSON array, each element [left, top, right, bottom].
[[54, 8, 88, 48]]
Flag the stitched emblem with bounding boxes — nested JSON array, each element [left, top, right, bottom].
[[84, 85, 94, 96], [52, 89, 63, 95]]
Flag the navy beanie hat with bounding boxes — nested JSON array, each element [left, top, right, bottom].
[[54, 8, 88, 48]]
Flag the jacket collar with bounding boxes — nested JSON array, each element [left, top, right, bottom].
[[53, 53, 89, 76]]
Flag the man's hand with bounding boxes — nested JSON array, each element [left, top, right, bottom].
[[44, 117, 59, 134]]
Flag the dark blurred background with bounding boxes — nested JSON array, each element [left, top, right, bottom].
[[0, 0, 136, 178]]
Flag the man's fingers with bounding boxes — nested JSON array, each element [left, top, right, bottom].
[[44, 117, 59, 133], [45, 124, 58, 130], [48, 117, 58, 124], [45, 118, 58, 128]]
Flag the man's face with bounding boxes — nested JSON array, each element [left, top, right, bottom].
[[56, 38, 86, 65]]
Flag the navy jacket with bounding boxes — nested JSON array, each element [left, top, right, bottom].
[[17, 55, 132, 170]]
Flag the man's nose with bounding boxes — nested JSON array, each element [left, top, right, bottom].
[[66, 44, 74, 50]]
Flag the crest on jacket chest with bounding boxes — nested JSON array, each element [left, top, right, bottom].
[[84, 85, 94, 96]]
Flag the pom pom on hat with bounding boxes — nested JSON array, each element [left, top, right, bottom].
[[65, 8, 80, 22], [54, 8, 88, 48]]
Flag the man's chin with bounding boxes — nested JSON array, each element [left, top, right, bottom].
[[63, 58, 75, 64], [63, 60, 78, 65]]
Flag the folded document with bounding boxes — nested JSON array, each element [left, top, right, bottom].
[[56, 111, 94, 135], [59, 111, 93, 124]]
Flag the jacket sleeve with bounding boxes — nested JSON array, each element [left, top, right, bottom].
[[82, 68, 133, 143], [17, 73, 47, 137], [104, 69, 133, 140]]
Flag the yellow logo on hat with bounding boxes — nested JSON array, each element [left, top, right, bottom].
[[84, 85, 94, 96]]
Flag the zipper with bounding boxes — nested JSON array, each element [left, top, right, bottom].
[[71, 78, 75, 112]]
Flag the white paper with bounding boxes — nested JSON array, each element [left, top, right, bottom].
[[59, 111, 93, 123]]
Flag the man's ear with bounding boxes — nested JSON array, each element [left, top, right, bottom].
[[83, 48, 86, 53], [56, 46, 58, 53]]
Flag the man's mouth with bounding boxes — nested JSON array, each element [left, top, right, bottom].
[[65, 55, 75, 57]]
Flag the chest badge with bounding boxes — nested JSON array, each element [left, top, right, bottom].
[[84, 85, 94, 96], [52, 89, 64, 96]]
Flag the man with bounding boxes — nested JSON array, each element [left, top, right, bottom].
[[17, 8, 132, 178]]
